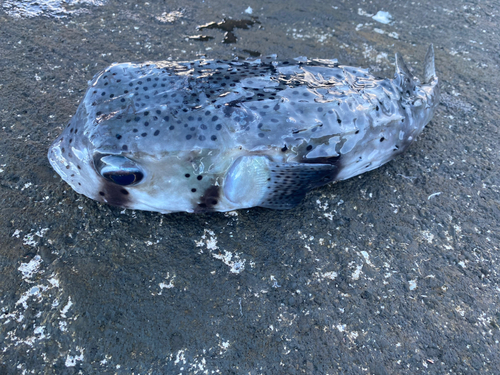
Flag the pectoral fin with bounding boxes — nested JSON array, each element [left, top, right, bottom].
[[223, 156, 338, 210], [260, 162, 338, 209]]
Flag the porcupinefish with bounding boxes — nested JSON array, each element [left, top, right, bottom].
[[48, 45, 439, 213]]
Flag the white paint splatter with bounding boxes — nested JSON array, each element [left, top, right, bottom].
[[16, 285, 49, 309], [244, 6, 252, 14], [322, 271, 338, 280], [18, 255, 43, 279], [421, 231, 434, 243], [360, 251, 373, 266], [409, 279, 417, 291], [358, 8, 373, 17], [65, 347, 84, 367], [372, 11, 393, 24], [195, 229, 246, 273], [157, 273, 175, 295], [286, 27, 335, 44], [155, 10, 183, 23], [60, 297, 73, 318], [22, 233, 38, 247], [352, 264, 363, 280]]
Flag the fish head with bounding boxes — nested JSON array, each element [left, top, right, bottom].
[[47, 99, 223, 214]]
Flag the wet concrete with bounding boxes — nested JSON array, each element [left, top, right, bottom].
[[1, 0, 499, 373]]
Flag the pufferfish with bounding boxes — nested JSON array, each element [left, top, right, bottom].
[[48, 45, 439, 213]]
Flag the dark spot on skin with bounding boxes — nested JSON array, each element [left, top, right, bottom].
[[195, 186, 221, 213], [154, 130, 160, 136], [306, 145, 313, 151], [98, 179, 132, 208], [122, 145, 128, 151], [281, 145, 288, 152], [380, 137, 385, 142], [211, 135, 217, 141], [116, 134, 122, 139], [197, 175, 203, 181], [191, 188, 196, 192], [301, 153, 342, 168], [186, 135, 192, 140], [337, 119, 342, 124], [141, 133, 147, 137], [185, 174, 190, 178]]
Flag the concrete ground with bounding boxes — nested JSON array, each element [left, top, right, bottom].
[[1, 0, 499, 373]]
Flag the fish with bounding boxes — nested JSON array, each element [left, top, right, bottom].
[[48, 45, 439, 214]]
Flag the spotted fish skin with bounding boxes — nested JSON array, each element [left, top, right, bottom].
[[48, 46, 439, 213]]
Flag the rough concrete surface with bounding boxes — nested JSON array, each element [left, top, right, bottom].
[[1, 0, 499, 374]]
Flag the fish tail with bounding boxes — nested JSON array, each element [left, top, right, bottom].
[[395, 52, 412, 78], [394, 52, 415, 96], [423, 44, 436, 84]]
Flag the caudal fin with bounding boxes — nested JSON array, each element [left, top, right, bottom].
[[424, 44, 436, 84]]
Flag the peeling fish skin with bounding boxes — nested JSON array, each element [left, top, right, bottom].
[[48, 45, 439, 213]]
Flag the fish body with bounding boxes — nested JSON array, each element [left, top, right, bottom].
[[48, 46, 439, 213]]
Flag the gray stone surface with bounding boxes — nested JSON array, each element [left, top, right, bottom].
[[1, 0, 499, 373]]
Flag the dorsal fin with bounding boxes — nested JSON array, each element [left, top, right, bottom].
[[394, 53, 415, 98], [424, 44, 436, 84], [395, 53, 412, 77]]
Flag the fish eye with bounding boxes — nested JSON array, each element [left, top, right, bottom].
[[102, 171, 144, 186], [95, 155, 144, 186]]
